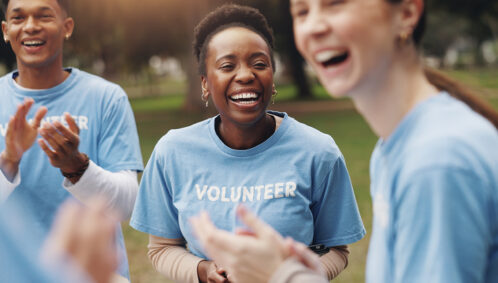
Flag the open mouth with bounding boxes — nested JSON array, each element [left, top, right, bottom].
[[229, 92, 260, 105], [315, 50, 349, 68], [22, 40, 46, 47]]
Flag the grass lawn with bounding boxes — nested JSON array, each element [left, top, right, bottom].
[[124, 68, 498, 283]]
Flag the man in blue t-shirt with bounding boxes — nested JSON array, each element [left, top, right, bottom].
[[0, 0, 143, 279]]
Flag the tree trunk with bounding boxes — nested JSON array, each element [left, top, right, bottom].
[[181, 0, 215, 113]]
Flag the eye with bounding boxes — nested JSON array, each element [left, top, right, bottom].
[[39, 13, 54, 21], [253, 61, 268, 70], [291, 7, 309, 19], [10, 15, 25, 22], [324, 0, 345, 6], [219, 63, 234, 71]]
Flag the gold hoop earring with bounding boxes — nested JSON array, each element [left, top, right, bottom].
[[271, 85, 277, 105], [398, 31, 410, 46], [201, 92, 209, 108]]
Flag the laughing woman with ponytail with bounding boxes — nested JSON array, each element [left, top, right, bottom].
[[188, 0, 498, 283]]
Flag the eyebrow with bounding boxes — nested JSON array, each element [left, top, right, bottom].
[[249, 52, 270, 61], [215, 54, 237, 64], [290, 0, 304, 6], [215, 52, 270, 64], [11, 6, 54, 13]]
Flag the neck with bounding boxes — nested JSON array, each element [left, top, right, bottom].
[[217, 114, 275, 150], [351, 48, 439, 139], [15, 57, 68, 89]]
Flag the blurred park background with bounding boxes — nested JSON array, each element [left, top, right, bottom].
[[1, 0, 497, 282]]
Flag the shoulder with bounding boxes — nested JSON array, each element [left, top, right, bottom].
[[71, 68, 127, 99], [152, 118, 212, 156], [283, 115, 343, 160], [394, 98, 498, 191], [403, 99, 497, 174]]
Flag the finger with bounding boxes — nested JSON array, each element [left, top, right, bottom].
[[64, 112, 79, 135], [47, 200, 82, 254], [31, 106, 48, 129], [234, 228, 256, 237], [38, 138, 57, 159], [191, 213, 243, 255], [208, 270, 229, 283], [19, 98, 34, 119], [289, 240, 323, 273], [236, 205, 280, 240], [12, 105, 24, 130], [216, 266, 227, 275], [39, 124, 68, 154], [52, 121, 79, 144], [5, 116, 16, 139]]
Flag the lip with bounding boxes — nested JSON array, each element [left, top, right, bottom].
[[21, 38, 47, 54], [312, 47, 352, 78]]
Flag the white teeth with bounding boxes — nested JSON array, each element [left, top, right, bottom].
[[231, 92, 258, 100], [237, 100, 255, 104], [23, 40, 44, 46], [315, 50, 346, 63]]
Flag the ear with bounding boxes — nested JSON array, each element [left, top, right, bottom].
[[2, 21, 8, 42], [63, 17, 75, 39], [201, 76, 208, 94], [397, 0, 423, 35]]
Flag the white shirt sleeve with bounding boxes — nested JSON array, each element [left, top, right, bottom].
[[0, 170, 20, 203], [62, 161, 138, 220]]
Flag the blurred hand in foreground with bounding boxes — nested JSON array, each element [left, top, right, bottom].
[[41, 198, 118, 283], [190, 205, 325, 283]]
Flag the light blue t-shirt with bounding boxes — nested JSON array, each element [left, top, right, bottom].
[[366, 93, 498, 283], [131, 111, 365, 259], [0, 68, 144, 278]]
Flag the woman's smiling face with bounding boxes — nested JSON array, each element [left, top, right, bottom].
[[291, 0, 400, 97], [202, 26, 274, 128]]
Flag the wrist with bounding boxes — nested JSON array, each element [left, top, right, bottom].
[[0, 150, 20, 165], [60, 153, 89, 179], [0, 151, 20, 182], [197, 260, 210, 283]]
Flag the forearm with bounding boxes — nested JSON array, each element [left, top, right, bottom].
[[63, 161, 138, 219], [269, 258, 328, 283], [319, 245, 350, 280], [148, 235, 204, 283], [0, 167, 20, 202]]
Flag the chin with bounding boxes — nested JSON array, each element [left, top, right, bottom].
[[320, 80, 353, 99]]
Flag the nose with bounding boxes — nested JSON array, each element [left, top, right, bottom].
[[302, 8, 330, 38], [22, 16, 41, 34], [235, 64, 255, 83]]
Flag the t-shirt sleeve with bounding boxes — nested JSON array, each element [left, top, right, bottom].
[[311, 156, 366, 247], [130, 146, 182, 238], [392, 167, 492, 283], [97, 87, 143, 172]]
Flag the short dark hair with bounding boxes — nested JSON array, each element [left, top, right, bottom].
[[193, 4, 275, 76], [2, 0, 70, 15]]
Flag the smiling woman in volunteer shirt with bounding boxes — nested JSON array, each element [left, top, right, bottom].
[[130, 4, 365, 283]]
